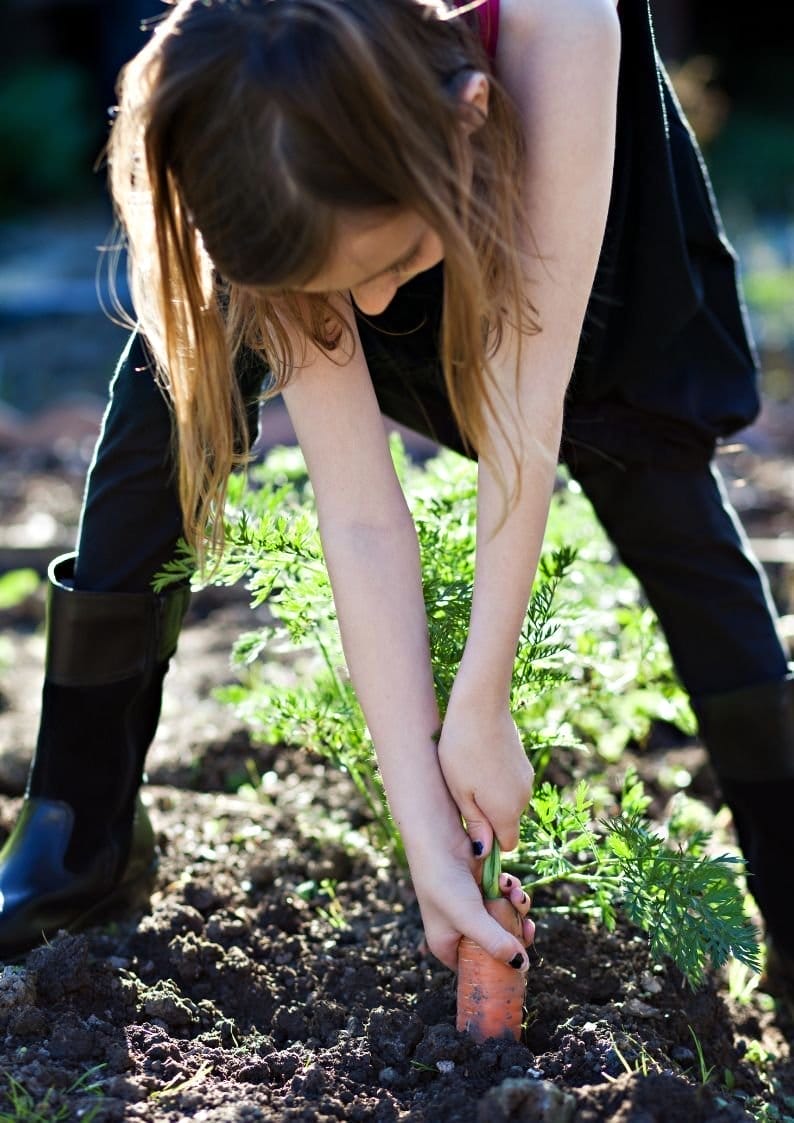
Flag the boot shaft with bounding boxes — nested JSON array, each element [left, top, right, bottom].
[[693, 672, 794, 782], [45, 553, 189, 686], [695, 673, 794, 960], [28, 553, 190, 871]]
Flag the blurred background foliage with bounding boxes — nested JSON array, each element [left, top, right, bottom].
[[0, 2, 160, 216], [654, 3, 794, 216], [0, 1, 792, 218], [0, 1, 792, 389], [0, 59, 94, 212], [650, 2, 794, 396]]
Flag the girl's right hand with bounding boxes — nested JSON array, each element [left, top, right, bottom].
[[436, 699, 534, 860], [405, 827, 535, 973]]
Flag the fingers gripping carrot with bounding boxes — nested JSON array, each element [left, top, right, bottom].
[[456, 895, 526, 1042], [456, 844, 527, 1042]]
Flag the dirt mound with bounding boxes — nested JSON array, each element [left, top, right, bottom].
[[0, 434, 792, 1120], [0, 700, 790, 1120]]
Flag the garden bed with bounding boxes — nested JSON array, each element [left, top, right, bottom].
[[0, 442, 792, 1122]]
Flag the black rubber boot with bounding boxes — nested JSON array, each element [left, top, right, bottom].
[[694, 674, 794, 997], [0, 553, 190, 957]]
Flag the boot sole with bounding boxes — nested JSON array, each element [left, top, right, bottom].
[[0, 858, 159, 964], [63, 854, 159, 937]]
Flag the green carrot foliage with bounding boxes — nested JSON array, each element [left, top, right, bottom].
[[155, 436, 760, 985]]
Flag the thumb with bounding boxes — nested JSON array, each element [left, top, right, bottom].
[[461, 906, 528, 973]]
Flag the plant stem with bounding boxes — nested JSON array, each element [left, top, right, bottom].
[[482, 841, 501, 899], [517, 871, 622, 892]]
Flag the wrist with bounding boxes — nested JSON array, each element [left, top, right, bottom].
[[449, 660, 512, 713], [376, 737, 462, 836], [401, 808, 472, 881]]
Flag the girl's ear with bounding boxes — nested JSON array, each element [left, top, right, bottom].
[[458, 71, 490, 134]]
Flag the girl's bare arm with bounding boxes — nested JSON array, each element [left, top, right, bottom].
[[438, 0, 621, 852], [281, 325, 529, 971]]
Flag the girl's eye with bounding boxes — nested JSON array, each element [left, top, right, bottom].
[[389, 246, 421, 276]]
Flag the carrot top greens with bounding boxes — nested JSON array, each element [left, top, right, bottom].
[[155, 435, 761, 987]]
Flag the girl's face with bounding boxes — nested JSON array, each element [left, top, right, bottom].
[[300, 208, 445, 315], [289, 73, 487, 315]]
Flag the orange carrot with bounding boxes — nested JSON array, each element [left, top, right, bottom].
[[456, 844, 527, 1042]]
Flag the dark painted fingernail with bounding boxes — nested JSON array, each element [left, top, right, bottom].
[[527, 945, 543, 967], [503, 875, 513, 888], [521, 891, 529, 905], [509, 953, 526, 970], [471, 840, 484, 857]]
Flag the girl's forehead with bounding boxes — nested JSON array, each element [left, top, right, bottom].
[[334, 205, 411, 236]]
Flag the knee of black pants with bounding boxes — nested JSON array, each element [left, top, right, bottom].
[[75, 333, 185, 593], [567, 454, 788, 696], [76, 334, 269, 593]]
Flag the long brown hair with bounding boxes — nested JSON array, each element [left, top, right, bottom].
[[108, 0, 535, 567]]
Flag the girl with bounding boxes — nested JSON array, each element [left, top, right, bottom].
[[1, 0, 791, 998]]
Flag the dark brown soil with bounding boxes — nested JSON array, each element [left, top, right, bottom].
[[1, 229, 793, 1118], [0, 436, 792, 1123]]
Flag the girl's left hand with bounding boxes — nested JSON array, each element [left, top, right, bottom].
[[406, 824, 535, 972], [436, 697, 534, 858]]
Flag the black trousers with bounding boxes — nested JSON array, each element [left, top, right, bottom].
[[74, 330, 788, 703]]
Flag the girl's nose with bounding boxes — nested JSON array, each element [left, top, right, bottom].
[[350, 275, 400, 316]]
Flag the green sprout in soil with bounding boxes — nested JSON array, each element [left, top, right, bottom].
[[155, 436, 761, 987], [0, 1066, 104, 1123]]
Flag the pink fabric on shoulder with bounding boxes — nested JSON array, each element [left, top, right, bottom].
[[477, 0, 500, 60]]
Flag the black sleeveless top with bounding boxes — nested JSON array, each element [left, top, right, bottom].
[[355, 0, 760, 465]]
